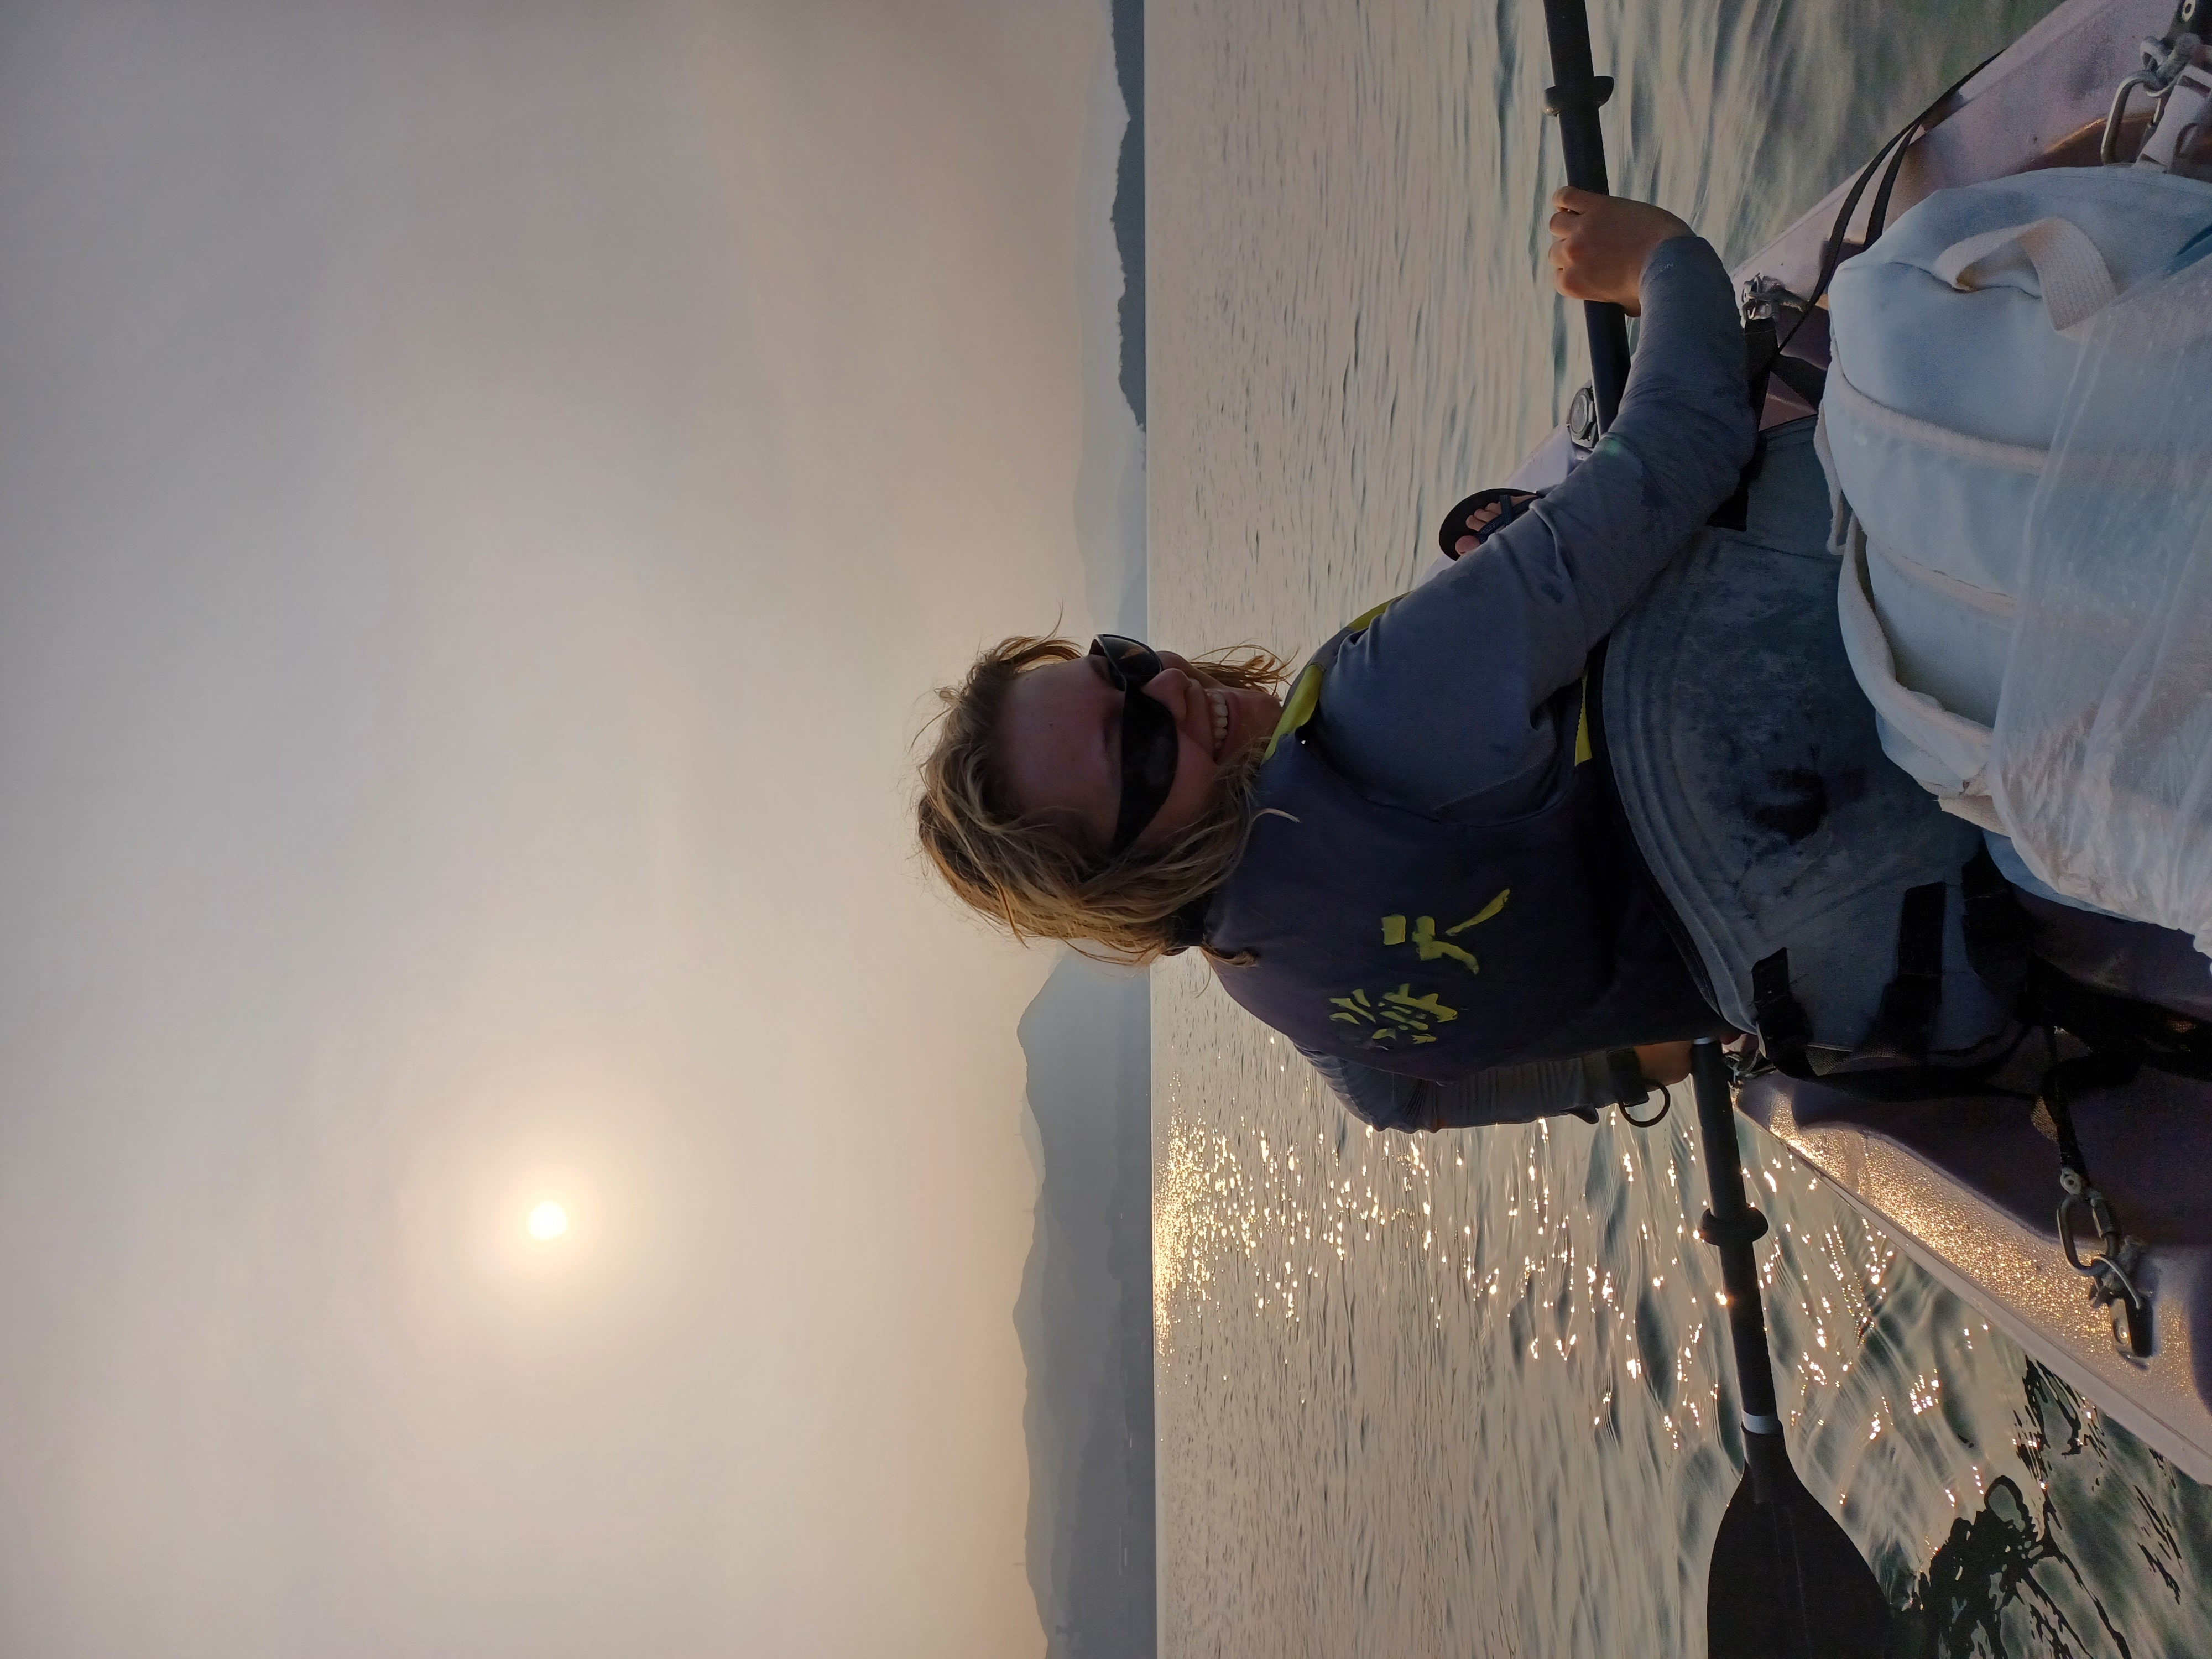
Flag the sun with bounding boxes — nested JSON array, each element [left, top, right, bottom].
[[526, 1198, 572, 1242]]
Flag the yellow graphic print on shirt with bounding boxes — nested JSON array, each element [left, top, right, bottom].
[[1326, 891, 1510, 1050], [1327, 985, 1460, 1047], [1378, 887, 1510, 975]]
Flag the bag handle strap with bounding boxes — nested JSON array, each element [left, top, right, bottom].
[[1931, 216, 2119, 333]]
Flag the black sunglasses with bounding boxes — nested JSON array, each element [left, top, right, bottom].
[[1089, 634, 1181, 855]]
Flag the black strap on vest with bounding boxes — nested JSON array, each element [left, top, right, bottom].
[[1858, 881, 1948, 1062], [1604, 1045, 1649, 1107], [1769, 352, 1827, 409], [1605, 1046, 1673, 1126], [1750, 878, 2025, 1104], [1755, 847, 2212, 1100], [1960, 846, 2212, 1081], [1707, 311, 1775, 533]]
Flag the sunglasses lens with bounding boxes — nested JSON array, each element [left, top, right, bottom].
[[1125, 696, 1179, 792], [1092, 636, 1180, 854], [1092, 634, 1161, 690]]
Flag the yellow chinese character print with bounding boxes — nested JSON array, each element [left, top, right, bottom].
[[1328, 988, 1379, 1025], [1328, 983, 1458, 1048], [1378, 888, 1509, 977], [1381, 987, 1457, 1024]]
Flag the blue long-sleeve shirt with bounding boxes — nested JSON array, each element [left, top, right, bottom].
[[1298, 234, 1757, 1131]]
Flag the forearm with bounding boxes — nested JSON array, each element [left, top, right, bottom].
[[1305, 1043, 1667, 1131], [1615, 236, 1760, 510], [1427, 1057, 1601, 1129], [1533, 234, 1759, 644], [1317, 236, 1754, 815]]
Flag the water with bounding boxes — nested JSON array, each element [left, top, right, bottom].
[[1145, 1, 2212, 1652]]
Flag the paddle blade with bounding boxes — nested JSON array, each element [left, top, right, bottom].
[[1707, 1466, 1893, 1659]]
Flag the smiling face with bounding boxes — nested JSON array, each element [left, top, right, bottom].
[[998, 648, 1284, 857]]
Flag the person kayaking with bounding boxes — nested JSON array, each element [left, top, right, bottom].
[[916, 185, 2012, 1134]]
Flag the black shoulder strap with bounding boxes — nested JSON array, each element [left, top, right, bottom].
[[2028, 959, 2212, 1082], [1959, 844, 2033, 1007], [1752, 880, 2021, 1103], [1750, 948, 1817, 1078], [1708, 312, 1777, 532], [1961, 844, 2212, 1082], [1855, 882, 1947, 1062]]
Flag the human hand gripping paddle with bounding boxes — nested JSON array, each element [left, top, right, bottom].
[[1687, 1039, 1894, 1658]]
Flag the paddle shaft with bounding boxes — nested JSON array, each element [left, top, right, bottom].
[[1689, 1037, 1792, 1503], [1540, 0, 1633, 432]]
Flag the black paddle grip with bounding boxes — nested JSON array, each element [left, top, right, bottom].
[[1540, 0, 1633, 433]]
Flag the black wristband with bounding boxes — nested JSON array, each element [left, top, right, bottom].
[[1604, 1047, 1651, 1108]]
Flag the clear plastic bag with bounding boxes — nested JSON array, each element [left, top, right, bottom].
[[1990, 251, 2212, 964]]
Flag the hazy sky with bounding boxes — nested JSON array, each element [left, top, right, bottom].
[[0, 2, 1136, 1653]]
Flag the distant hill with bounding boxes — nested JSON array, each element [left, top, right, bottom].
[[1015, 951, 1155, 1658], [1111, 0, 1144, 430]]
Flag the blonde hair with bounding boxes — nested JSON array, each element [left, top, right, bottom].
[[915, 634, 1290, 964]]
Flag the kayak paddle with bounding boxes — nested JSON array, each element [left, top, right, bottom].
[[1688, 1037, 1894, 1658], [1538, 0, 1634, 432]]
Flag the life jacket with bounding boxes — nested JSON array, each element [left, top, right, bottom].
[[1196, 612, 1720, 1082], [1600, 420, 2019, 1057], [1609, 423, 2212, 1099]]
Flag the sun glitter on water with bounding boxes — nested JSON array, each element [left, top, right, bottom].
[[526, 1198, 572, 1242], [1154, 1117, 1237, 1355]]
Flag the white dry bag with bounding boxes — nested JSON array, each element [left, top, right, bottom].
[[1819, 167, 2212, 952]]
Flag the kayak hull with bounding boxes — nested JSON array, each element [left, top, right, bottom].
[[1736, 1071, 2212, 1488]]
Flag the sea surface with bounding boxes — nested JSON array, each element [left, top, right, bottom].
[[1144, 1, 2212, 1653]]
